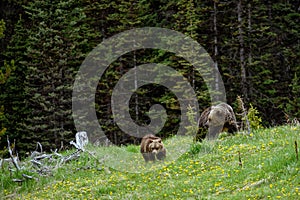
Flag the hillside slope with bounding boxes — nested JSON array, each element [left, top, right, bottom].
[[1, 126, 300, 199]]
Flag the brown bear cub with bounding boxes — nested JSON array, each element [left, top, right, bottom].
[[140, 134, 166, 162], [195, 103, 239, 141]]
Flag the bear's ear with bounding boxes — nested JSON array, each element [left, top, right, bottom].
[[153, 138, 162, 143]]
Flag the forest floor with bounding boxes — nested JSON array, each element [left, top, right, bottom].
[[1, 125, 300, 199]]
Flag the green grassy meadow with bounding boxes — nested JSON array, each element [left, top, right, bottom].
[[1, 125, 300, 199]]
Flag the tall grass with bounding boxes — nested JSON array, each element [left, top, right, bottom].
[[1, 125, 299, 199]]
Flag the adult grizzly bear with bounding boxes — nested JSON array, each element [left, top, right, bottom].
[[140, 134, 166, 162], [195, 103, 238, 141]]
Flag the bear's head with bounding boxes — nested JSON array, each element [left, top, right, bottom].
[[148, 138, 164, 154], [206, 106, 227, 139]]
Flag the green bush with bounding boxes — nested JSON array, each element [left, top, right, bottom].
[[246, 104, 263, 130]]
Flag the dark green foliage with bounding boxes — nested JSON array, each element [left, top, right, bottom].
[[1, 0, 101, 155], [1, 0, 300, 154], [285, 73, 300, 120], [21, 0, 101, 153], [0, 19, 5, 39], [0, 18, 30, 155], [0, 20, 8, 149]]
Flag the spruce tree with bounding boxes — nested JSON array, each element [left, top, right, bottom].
[[6, 0, 100, 153], [0, 19, 8, 145]]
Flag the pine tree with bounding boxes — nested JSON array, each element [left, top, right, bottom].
[[0, 19, 8, 144], [5, 0, 101, 153], [95, 0, 156, 144], [243, 1, 300, 124], [173, 0, 212, 109], [2, 0, 300, 148], [285, 73, 300, 120]]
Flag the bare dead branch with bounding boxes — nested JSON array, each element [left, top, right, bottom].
[[31, 159, 42, 166], [62, 149, 81, 163], [51, 149, 63, 159], [12, 178, 23, 183], [30, 151, 41, 158], [22, 173, 38, 181], [35, 142, 43, 153], [3, 132, 105, 184], [59, 141, 64, 152], [7, 136, 20, 171], [239, 179, 267, 191], [70, 131, 89, 151], [237, 96, 251, 134], [35, 154, 53, 160]]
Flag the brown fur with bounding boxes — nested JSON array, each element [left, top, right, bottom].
[[140, 134, 166, 162], [195, 103, 238, 141]]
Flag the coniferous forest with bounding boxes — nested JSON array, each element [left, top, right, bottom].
[[0, 0, 299, 156]]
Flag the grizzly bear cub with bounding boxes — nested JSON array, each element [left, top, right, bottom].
[[195, 103, 239, 141], [140, 134, 166, 162]]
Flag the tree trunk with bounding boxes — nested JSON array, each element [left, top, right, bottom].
[[213, 1, 220, 101], [247, 3, 252, 97], [237, 0, 247, 100]]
